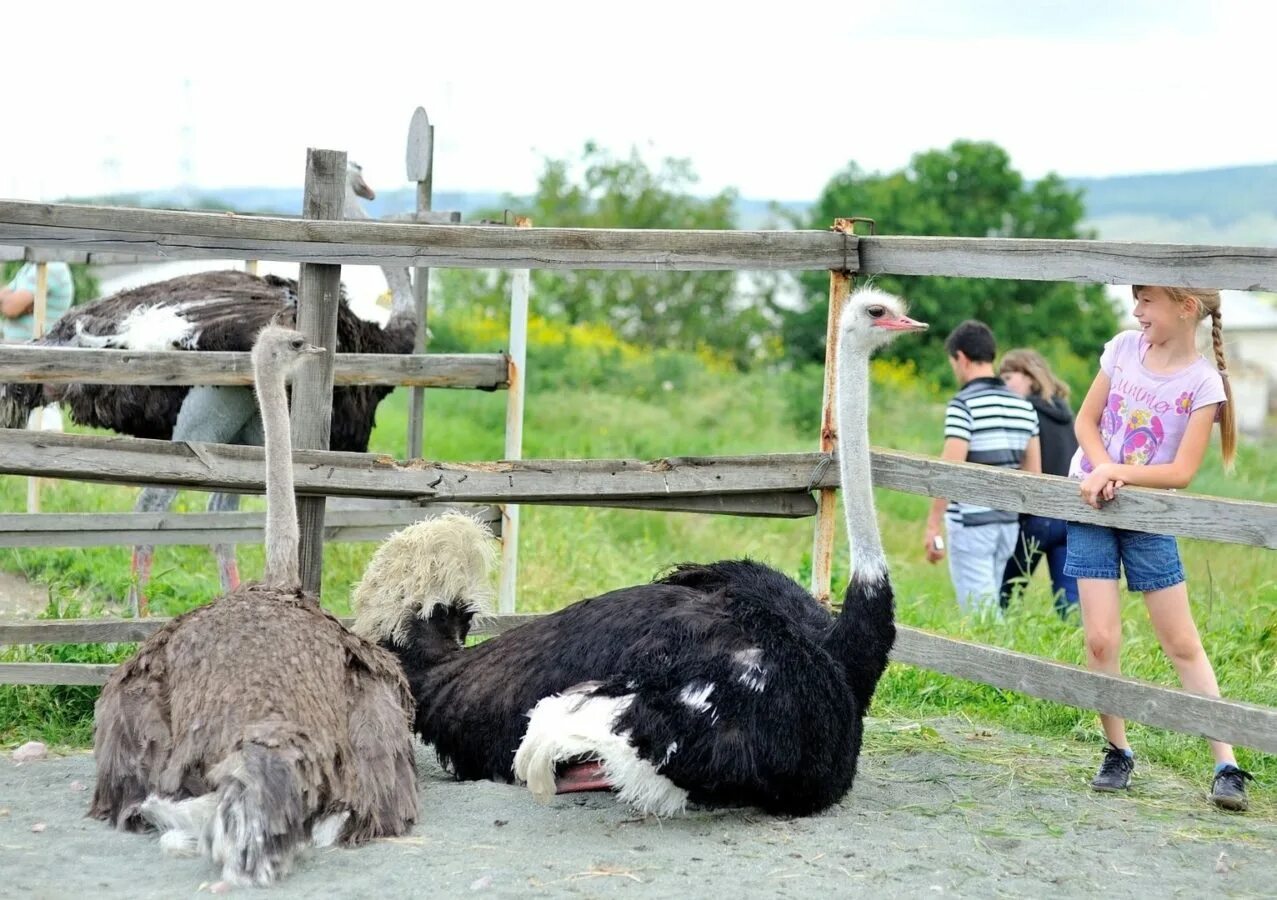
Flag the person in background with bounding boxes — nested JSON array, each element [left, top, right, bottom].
[[0, 261, 75, 342], [997, 348, 1080, 618], [925, 320, 1041, 615]]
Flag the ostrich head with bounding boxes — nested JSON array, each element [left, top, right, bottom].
[[840, 286, 928, 348], [342, 161, 377, 220], [250, 325, 325, 378], [352, 512, 498, 653]]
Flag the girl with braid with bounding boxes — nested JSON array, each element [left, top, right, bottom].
[[1065, 285, 1252, 810]]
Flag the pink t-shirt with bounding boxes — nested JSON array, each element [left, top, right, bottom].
[[1068, 330, 1226, 479]]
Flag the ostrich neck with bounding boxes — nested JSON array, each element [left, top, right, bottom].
[[343, 191, 417, 324], [257, 369, 300, 591], [382, 266, 417, 321], [835, 336, 887, 582]]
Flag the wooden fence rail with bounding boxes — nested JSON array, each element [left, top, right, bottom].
[[0, 504, 503, 549], [0, 431, 1271, 548], [2, 619, 1272, 754], [0, 346, 508, 388], [3, 200, 1277, 288]]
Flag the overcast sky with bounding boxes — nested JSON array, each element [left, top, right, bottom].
[[9, 1, 1273, 202]]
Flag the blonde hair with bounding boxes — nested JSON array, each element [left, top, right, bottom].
[[998, 348, 1070, 403], [1132, 285, 1236, 471]]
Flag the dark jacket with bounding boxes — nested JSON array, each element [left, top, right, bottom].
[[1030, 394, 1078, 477]]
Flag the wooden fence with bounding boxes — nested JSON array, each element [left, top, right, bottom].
[[0, 148, 1274, 756]]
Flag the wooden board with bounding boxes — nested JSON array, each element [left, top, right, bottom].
[[0, 434, 1270, 548], [891, 626, 1277, 754], [0, 347, 508, 388], [294, 149, 347, 594], [858, 235, 1277, 291], [0, 504, 503, 548], [0, 200, 859, 272]]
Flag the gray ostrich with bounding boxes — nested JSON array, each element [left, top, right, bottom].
[[89, 326, 417, 887]]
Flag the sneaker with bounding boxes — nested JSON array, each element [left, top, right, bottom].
[[1210, 765, 1254, 811], [1091, 742, 1135, 792]]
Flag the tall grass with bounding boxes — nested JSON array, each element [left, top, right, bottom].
[[1, 316, 1272, 795]]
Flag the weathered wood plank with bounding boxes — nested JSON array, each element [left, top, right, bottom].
[[0, 434, 1271, 547], [0, 346, 508, 388], [0, 504, 503, 548], [0, 200, 859, 272], [858, 236, 1277, 291], [0, 663, 119, 685], [0, 613, 537, 648], [294, 149, 347, 595], [3, 619, 1272, 753], [892, 626, 1277, 754]]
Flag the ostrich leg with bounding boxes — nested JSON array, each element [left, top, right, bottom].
[[127, 387, 261, 615], [204, 412, 265, 596]]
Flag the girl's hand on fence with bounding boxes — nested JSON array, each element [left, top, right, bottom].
[[1080, 468, 1118, 509]]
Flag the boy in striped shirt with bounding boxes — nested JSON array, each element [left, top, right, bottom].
[[925, 320, 1041, 613]]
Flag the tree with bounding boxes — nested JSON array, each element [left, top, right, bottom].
[[437, 143, 775, 368], [784, 141, 1118, 381]]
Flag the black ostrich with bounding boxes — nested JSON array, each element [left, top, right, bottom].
[[352, 288, 926, 817], [0, 164, 417, 612]]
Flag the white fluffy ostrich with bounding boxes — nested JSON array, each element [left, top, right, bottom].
[[353, 288, 926, 817], [0, 163, 416, 614], [89, 325, 418, 886]]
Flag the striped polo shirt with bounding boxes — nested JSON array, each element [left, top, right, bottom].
[[944, 376, 1039, 526]]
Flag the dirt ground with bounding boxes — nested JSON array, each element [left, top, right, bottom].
[[1, 720, 1271, 899]]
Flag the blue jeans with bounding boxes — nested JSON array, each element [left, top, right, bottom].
[[946, 519, 1019, 615], [1063, 522, 1185, 592], [1000, 515, 1079, 617]]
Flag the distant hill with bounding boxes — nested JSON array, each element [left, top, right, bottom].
[[59, 162, 1277, 245]]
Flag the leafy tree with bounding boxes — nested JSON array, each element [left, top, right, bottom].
[[784, 141, 1118, 382], [437, 143, 775, 368]]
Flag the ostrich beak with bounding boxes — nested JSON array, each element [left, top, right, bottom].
[[352, 175, 376, 201], [305, 345, 326, 356], [874, 313, 929, 332]]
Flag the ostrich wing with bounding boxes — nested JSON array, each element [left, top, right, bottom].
[[88, 619, 183, 831], [332, 617, 418, 843]]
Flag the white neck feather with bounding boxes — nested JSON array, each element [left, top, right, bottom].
[[835, 330, 887, 583], [342, 188, 415, 321], [258, 361, 300, 591]]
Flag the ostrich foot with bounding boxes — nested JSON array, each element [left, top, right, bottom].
[[555, 760, 613, 794]]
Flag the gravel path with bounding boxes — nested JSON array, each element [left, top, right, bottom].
[[1, 720, 1271, 898]]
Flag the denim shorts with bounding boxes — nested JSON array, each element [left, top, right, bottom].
[[1063, 522, 1185, 592]]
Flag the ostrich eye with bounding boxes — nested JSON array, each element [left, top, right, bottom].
[[290, 338, 304, 350], [866, 305, 886, 319]]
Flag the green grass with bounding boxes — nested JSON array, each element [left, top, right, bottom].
[[1, 359, 1273, 799]]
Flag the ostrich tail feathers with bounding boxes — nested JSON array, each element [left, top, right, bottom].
[[351, 510, 498, 644], [0, 382, 45, 430]]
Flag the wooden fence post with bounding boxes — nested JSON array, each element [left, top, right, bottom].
[[498, 217, 532, 615], [25, 261, 49, 513], [810, 219, 856, 607], [292, 149, 346, 594], [406, 107, 434, 459]]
